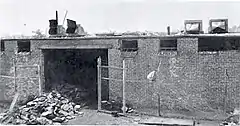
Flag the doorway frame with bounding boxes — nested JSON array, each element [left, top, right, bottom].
[[38, 44, 113, 94]]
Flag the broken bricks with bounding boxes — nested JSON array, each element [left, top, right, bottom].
[[0, 90, 83, 125]]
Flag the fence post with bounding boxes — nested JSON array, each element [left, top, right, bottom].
[[38, 65, 41, 95], [97, 56, 102, 111], [122, 58, 126, 115], [158, 93, 161, 116], [13, 59, 17, 92], [224, 69, 228, 113]]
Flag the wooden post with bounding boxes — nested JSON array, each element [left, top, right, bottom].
[[122, 58, 126, 115], [38, 65, 41, 95], [239, 109, 240, 125], [224, 69, 228, 113], [97, 57, 102, 111], [13, 59, 17, 92], [158, 93, 161, 116], [9, 92, 19, 113]]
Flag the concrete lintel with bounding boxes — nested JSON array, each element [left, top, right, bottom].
[[39, 44, 113, 49]]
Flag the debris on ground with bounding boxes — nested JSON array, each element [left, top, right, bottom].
[[53, 83, 91, 105], [101, 100, 134, 114], [220, 108, 240, 126], [0, 90, 84, 125]]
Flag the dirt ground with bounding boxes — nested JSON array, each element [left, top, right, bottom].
[[67, 109, 221, 125], [67, 109, 140, 125]]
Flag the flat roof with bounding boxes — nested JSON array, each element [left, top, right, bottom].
[[2, 33, 240, 41]]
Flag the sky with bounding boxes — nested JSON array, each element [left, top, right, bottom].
[[0, 0, 240, 36]]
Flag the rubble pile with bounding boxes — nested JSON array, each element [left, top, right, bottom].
[[53, 83, 90, 105], [0, 90, 83, 125]]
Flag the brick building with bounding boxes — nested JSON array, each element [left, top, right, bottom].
[[1, 34, 240, 117]]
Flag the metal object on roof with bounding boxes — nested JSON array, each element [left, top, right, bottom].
[[66, 19, 77, 34], [49, 20, 58, 35], [184, 20, 203, 34], [209, 19, 228, 34]]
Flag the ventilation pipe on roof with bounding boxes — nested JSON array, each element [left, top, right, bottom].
[[167, 26, 170, 35], [56, 11, 58, 24]]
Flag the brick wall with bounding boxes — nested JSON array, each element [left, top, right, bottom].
[[150, 37, 240, 114], [1, 39, 121, 102], [1, 36, 240, 116]]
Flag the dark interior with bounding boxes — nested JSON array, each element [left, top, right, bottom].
[[160, 38, 177, 51], [198, 37, 240, 51], [43, 49, 108, 108]]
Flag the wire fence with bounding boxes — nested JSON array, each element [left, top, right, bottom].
[[0, 56, 41, 112], [98, 50, 240, 121]]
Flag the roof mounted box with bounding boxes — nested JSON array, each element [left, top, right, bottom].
[[209, 19, 228, 34], [184, 20, 203, 34]]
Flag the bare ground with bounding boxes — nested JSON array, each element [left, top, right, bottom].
[[67, 109, 140, 125], [66, 109, 221, 125]]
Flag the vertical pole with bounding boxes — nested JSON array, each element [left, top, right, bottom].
[[38, 65, 41, 95], [122, 58, 126, 115], [158, 93, 161, 116], [39, 50, 42, 95], [97, 56, 102, 111], [238, 101, 240, 126], [167, 26, 170, 35], [13, 57, 17, 92], [224, 69, 228, 113], [56, 10, 58, 24]]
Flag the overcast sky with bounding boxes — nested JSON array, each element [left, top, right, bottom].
[[0, 0, 240, 36]]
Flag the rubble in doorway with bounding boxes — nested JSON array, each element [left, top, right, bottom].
[[101, 100, 134, 114], [0, 90, 83, 125]]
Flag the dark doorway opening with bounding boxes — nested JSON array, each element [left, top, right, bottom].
[[43, 49, 108, 109]]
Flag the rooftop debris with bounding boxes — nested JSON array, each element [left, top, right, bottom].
[[0, 90, 83, 125], [94, 31, 167, 37]]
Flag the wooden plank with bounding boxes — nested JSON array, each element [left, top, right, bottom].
[[139, 117, 194, 126], [97, 57, 102, 111], [97, 110, 125, 117], [9, 92, 19, 113]]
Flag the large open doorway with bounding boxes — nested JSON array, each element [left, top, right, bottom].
[[42, 49, 108, 109]]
